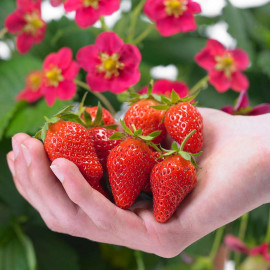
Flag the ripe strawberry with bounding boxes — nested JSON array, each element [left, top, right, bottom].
[[164, 102, 203, 153], [88, 127, 121, 169], [44, 120, 103, 185], [86, 106, 115, 125], [124, 99, 166, 144], [151, 154, 197, 223], [107, 137, 156, 209]]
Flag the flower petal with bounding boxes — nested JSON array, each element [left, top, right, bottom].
[[76, 45, 99, 72], [16, 33, 35, 54], [5, 11, 25, 33], [231, 49, 249, 70], [206, 39, 226, 56], [98, 0, 120, 15], [42, 86, 57, 106], [16, 87, 43, 103], [86, 72, 110, 92], [62, 61, 80, 80], [221, 105, 234, 115], [154, 79, 189, 97], [144, 0, 167, 21], [231, 72, 249, 92], [44, 47, 72, 70], [95, 32, 124, 54], [178, 11, 197, 32], [187, 1, 202, 13], [119, 44, 141, 68], [64, 0, 82, 12], [57, 81, 77, 100], [75, 7, 100, 28], [224, 235, 250, 254], [195, 47, 216, 70], [249, 104, 270, 116], [209, 70, 231, 92], [235, 90, 250, 111]]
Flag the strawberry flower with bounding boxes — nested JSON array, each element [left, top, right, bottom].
[[77, 32, 141, 93], [144, 0, 201, 36], [5, 0, 46, 54], [139, 79, 189, 97], [41, 47, 80, 106], [50, 0, 65, 7], [64, 0, 120, 28], [195, 39, 250, 93], [221, 91, 270, 116], [16, 71, 43, 103]]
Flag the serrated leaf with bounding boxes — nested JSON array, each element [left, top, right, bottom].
[[83, 110, 92, 127], [120, 119, 133, 135], [192, 151, 203, 157], [139, 135, 154, 141], [55, 105, 74, 117], [161, 95, 172, 105], [78, 92, 87, 116], [171, 141, 179, 151], [104, 124, 118, 130], [180, 151, 191, 161], [60, 114, 84, 125], [147, 80, 154, 96], [131, 124, 137, 133], [34, 130, 42, 140], [151, 105, 170, 110], [134, 128, 142, 136], [191, 156, 201, 169], [92, 102, 103, 127], [171, 89, 180, 103], [152, 94, 162, 103], [148, 130, 162, 138], [109, 132, 125, 140]]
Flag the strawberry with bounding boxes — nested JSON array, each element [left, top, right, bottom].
[[150, 130, 200, 223], [86, 106, 115, 125], [107, 137, 155, 209], [44, 120, 103, 185], [107, 121, 160, 209], [153, 90, 203, 153], [88, 127, 121, 169], [124, 99, 166, 144]]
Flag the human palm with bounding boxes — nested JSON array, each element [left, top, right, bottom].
[[6, 108, 270, 258]]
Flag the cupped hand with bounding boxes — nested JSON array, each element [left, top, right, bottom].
[[6, 108, 270, 258]]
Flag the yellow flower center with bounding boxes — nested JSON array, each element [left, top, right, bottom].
[[45, 66, 64, 87], [28, 72, 43, 91], [215, 53, 236, 79], [164, 0, 187, 17], [82, 0, 99, 8], [97, 53, 125, 79], [24, 11, 44, 35]]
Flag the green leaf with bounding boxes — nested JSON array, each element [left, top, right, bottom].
[[109, 132, 125, 140], [191, 156, 201, 169], [151, 105, 170, 110], [180, 151, 191, 161], [148, 130, 162, 138], [171, 90, 180, 104], [192, 151, 203, 157], [134, 128, 143, 136], [161, 95, 172, 105], [0, 55, 42, 139], [139, 135, 154, 141], [83, 111, 92, 127], [147, 80, 154, 96], [171, 142, 179, 151], [92, 102, 103, 127], [104, 124, 118, 130], [120, 120, 133, 135]]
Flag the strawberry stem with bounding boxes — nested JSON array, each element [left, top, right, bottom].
[[180, 129, 196, 151], [189, 75, 209, 95]]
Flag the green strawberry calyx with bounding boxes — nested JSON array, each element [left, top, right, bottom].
[[35, 93, 117, 142], [159, 129, 202, 169], [109, 119, 161, 152], [127, 80, 162, 105], [151, 90, 200, 111]]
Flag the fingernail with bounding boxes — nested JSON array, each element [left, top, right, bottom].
[[7, 157, 15, 176], [50, 165, 64, 182], [21, 144, 31, 166], [12, 137, 20, 158]]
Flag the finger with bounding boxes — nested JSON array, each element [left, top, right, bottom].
[[51, 158, 149, 245], [6, 151, 30, 202], [21, 136, 79, 222]]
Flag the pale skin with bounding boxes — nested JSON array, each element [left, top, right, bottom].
[[6, 108, 270, 258]]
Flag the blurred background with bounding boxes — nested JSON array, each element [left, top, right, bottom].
[[0, 0, 270, 269]]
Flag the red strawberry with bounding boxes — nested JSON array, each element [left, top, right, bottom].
[[164, 102, 203, 153], [107, 137, 155, 209], [88, 127, 121, 169], [86, 106, 115, 125], [44, 120, 103, 185], [151, 154, 197, 223], [124, 99, 166, 144]]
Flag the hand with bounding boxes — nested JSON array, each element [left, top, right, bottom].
[[6, 108, 270, 258]]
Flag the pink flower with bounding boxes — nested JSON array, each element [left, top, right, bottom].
[[16, 71, 43, 103], [5, 0, 46, 54], [77, 32, 141, 93], [50, 0, 65, 7], [139, 79, 189, 97], [224, 235, 250, 255], [41, 47, 80, 106], [64, 0, 120, 28], [144, 0, 201, 36], [195, 39, 250, 93], [222, 91, 270, 116]]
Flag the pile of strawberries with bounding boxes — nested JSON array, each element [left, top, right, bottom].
[[36, 88, 203, 223]]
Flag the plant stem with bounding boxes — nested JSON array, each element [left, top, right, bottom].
[[189, 75, 209, 95], [234, 213, 249, 268], [0, 28, 8, 39], [74, 79, 116, 116], [127, 0, 147, 43], [100, 17, 109, 32], [264, 206, 270, 243], [134, 250, 145, 270], [209, 226, 225, 261], [133, 24, 155, 45]]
